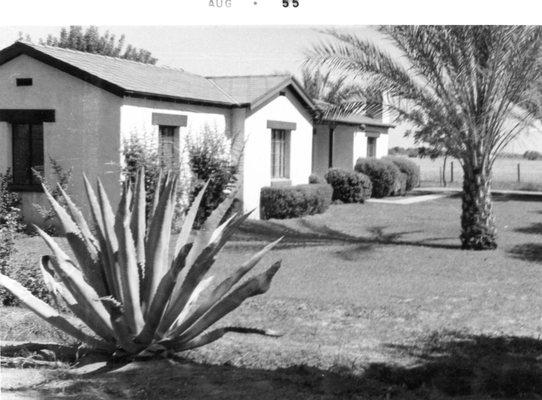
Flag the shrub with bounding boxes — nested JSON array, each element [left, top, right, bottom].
[[260, 184, 332, 220], [406, 147, 420, 158], [187, 126, 238, 228], [523, 150, 541, 160], [308, 173, 323, 184], [385, 156, 420, 191], [388, 146, 407, 156], [355, 158, 401, 198], [324, 168, 372, 203], [0, 253, 50, 306], [392, 172, 408, 196]]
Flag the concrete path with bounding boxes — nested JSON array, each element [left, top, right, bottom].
[[366, 193, 449, 205]]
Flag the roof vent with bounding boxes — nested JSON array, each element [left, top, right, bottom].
[[16, 78, 33, 87]]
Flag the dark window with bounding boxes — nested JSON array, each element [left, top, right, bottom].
[[159, 125, 177, 170], [271, 129, 290, 179], [16, 78, 33, 87], [12, 123, 44, 186], [367, 137, 377, 158]]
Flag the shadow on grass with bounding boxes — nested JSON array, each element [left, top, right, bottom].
[[515, 223, 542, 235], [16, 331, 542, 399], [507, 243, 542, 263], [233, 219, 460, 252]]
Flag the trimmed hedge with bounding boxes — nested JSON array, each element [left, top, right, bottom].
[[355, 158, 401, 198], [324, 168, 372, 203], [308, 173, 324, 184], [260, 184, 332, 220], [385, 156, 420, 191], [524, 151, 542, 160]]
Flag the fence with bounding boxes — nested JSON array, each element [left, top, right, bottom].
[[413, 157, 542, 187]]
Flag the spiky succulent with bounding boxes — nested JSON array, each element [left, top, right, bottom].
[[0, 170, 281, 358]]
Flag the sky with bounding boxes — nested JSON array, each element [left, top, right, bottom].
[[0, 26, 384, 77]]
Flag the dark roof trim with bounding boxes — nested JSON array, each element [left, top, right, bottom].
[[0, 109, 55, 123], [267, 120, 297, 130], [124, 91, 243, 109], [250, 77, 315, 112], [321, 117, 394, 129]]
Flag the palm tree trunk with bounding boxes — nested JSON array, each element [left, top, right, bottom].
[[460, 166, 497, 250]]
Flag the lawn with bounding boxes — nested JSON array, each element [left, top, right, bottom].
[[2, 194, 542, 399]]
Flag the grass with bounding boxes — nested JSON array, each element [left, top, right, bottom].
[[2, 194, 542, 398]]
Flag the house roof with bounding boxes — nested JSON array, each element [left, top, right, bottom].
[[0, 41, 315, 111], [207, 75, 315, 110], [322, 114, 395, 129]]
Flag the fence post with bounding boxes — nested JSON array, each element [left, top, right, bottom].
[[450, 161, 454, 183], [517, 163, 521, 183], [439, 166, 442, 186]]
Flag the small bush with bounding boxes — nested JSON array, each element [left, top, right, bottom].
[[187, 126, 238, 228], [388, 146, 407, 156], [260, 184, 332, 220], [0, 254, 50, 306], [324, 168, 372, 203], [355, 158, 401, 198], [385, 156, 420, 191], [392, 172, 408, 196], [523, 151, 542, 160], [406, 147, 420, 158], [308, 173, 323, 184]]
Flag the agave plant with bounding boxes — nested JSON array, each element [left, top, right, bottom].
[[0, 170, 281, 358]]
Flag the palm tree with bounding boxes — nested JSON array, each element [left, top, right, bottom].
[[306, 26, 542, 250]]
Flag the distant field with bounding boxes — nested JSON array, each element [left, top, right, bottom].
[[409, 156, 542, 185]]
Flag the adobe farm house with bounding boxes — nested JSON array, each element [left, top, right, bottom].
[[0, 41, 391, 222]]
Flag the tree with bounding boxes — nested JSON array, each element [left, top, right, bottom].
[[306, 26, 542, 250], [25, 26, 157, 64]]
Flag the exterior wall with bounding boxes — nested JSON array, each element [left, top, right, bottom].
[[243, 91, 313, 219], [312, 124, 330, 177], [0, 55, 122, 225], [331, 126, 354, 171], [352, 130, 366, 165]]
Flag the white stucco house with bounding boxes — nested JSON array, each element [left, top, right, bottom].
[[0, 41, 393, 223]]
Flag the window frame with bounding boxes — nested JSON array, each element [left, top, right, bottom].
[[367, 136, 377, 158], [158, 125, 178, 170], [270, 128, 291, 180]]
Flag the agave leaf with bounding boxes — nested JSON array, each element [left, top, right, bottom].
[[170, 261, 280, 345], [149, 169, 164, 221], [130, 168, 146, 281], [167, 275, 215, 336], [170, 327, 282, 352], [35, 227, 116, 341], [0, 273, 113, 351], [166, 238, 281, 339], [115, 183, 144, 334], [96, 179, 123, 302], [141, 176, 177, 310], [157, 213, 244, 334], [201, 186, 239, 235], [40, 256, 116, 343], [41, 184, 107, 297], [173, 181, 209, 257], [135, 243, 192, 345]]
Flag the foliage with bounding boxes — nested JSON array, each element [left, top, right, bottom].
[[301, 66, 364, 118], [0, 254, 50, 306], [355, 158, 400, 198], [308, 174, 324, 184], [324, 168, 372, 203], [186, 126, 238, 228], [392, 172, 408, 196], [384, 157, 420, 191], [22, 26, 157, 64], [307, 26, 542, 249], [33, 157, 73, 235], [260, 184, 333, 220], [523, 151, 542, 160], [0, 170, 282, 359], [0, 171, 26, 305], [122, 135, 162, 217]]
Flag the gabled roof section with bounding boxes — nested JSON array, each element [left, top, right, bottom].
[[208, 75, 315, 111], [0, 41, 236, 106]]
